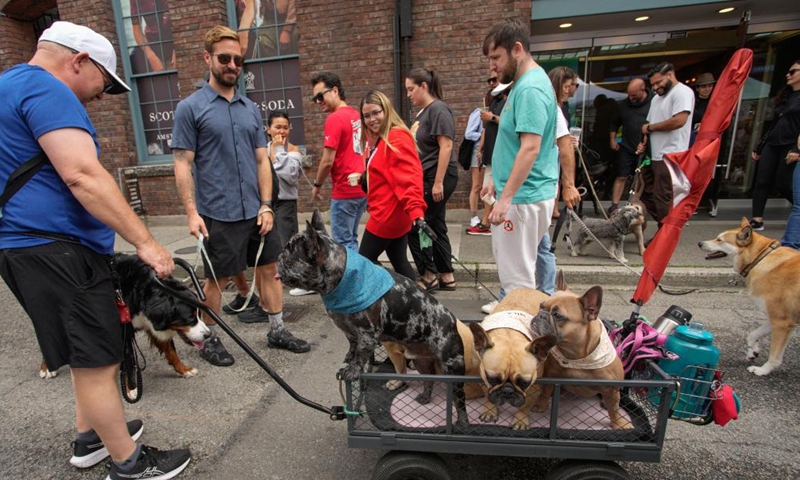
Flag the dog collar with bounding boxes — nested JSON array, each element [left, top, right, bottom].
[[320, 250, 395, 314], [739, 240, 780, 278], [481, 310, 534, 341], [549, 323, 619, 370]]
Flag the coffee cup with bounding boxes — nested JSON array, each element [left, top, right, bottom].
[[481, 192, 496, 206], [347, 172, 362, 186], [569, 127, 582, 141]]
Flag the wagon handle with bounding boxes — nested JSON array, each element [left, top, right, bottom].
[[148, 259, 346, 420]]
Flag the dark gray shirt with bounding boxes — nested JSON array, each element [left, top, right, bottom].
[[412, 99, 457, 175], [172, 83, 267, 221]]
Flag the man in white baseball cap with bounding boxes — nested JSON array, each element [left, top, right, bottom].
[[0, 21, 191, 479]]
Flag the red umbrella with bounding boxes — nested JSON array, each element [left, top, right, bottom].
[[632, 48, 753, 306]]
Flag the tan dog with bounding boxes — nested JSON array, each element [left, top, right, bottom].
[[468, 289, 557, 430], [699, 218, 800, 376], [383, 320, 483, 400], [530, 273, 633, 430]]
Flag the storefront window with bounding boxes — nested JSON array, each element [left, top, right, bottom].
[[234, 0, 304, 145]]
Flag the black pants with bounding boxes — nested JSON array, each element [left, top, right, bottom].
[[273, 199, 298, 250], [359, 229, 415, 280], [408, 167, 458, 276], [752, 143, 795, 218]]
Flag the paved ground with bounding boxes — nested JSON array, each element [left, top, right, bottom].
[[1, 200, 797, 479]]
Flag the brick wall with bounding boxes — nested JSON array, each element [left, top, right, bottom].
[[298, 0, 532, 213], [0, 16, 36, 72]]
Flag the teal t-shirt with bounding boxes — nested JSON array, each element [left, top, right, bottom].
[[492, 66, 559, 204]]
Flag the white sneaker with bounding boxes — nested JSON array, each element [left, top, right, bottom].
[[289, 288, 316, 296], [708, 199, 718, 218], [481, 300, 498, 314], [469, 216, 480, 227]]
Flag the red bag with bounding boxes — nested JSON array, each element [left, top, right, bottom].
[[711, 384, 739, 426]]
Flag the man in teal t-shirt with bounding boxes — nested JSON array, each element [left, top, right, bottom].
[[481, 18, 559, 294]]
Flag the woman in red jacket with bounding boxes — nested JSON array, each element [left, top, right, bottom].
[[358, 90, 427, 280]]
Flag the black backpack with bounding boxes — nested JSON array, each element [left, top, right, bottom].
[[457, 138, 476, 171]]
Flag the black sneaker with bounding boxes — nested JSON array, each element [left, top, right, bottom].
[[70, 419, 144, 468], [198, 335, 234, 366], [238, 307, 270, 324], [267, 328, 310, 353], [222, 293, 259, 314], [749, 219, 765, 231], [106, 445, 191, 480]]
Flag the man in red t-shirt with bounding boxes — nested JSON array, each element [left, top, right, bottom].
[[310, 72, 366, 251]]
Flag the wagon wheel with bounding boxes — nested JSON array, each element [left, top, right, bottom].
[[372, 451, 452, 480], [545, 460, 630, 480]]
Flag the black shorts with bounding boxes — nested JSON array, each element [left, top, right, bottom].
[[0, 242, 123, 371], [615, 149, 640, 178], [201, 215, 282, 278]]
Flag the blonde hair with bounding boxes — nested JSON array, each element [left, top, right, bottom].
[[204, 26, 239, 53], [359, 90, 415, 154]]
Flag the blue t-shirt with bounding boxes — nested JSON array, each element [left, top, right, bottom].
[[171, 83, 267, 222], [0, 64, 114, 253], [492, 66, 559, 204]]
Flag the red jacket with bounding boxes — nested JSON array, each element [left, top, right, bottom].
[[365, 128, 427, 239]]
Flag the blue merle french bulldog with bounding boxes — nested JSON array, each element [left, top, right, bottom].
[[277, 210, 468, 425]]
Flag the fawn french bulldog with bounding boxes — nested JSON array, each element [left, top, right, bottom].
[[530, 272, 632, 430], [469, 288, 557, 430]]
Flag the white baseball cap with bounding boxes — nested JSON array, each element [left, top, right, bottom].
[[40, 21, 130, 95]]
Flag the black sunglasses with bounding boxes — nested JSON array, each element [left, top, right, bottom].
[[213, 53, 244, 67], [487, 77, 498, 85], [789, 69, 799, 76], [312, 88, 332, 103], [89, 58, 114, 94]]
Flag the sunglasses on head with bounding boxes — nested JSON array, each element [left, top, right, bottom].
[[487, 77, 498, 84], [213, 53, 244, 67], [312, 88, 332, 103]]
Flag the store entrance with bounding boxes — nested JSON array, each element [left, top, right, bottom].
[[534, 26, 800, 203]]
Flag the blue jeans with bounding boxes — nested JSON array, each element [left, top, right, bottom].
[[781, 160, 800, 250], [330, 197, 366, 251], [536, 232, 556, 295]]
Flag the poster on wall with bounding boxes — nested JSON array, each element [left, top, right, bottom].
[[234, 0, 298, 60], [123, 0, 175, 75]]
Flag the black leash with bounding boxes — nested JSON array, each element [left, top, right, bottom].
[[109, 257, 146, 404]]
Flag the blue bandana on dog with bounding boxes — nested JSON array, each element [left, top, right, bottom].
[[320, 250, 395, 314]]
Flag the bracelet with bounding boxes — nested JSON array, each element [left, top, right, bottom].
[[313, 181, 323, 188], [258, 207, 273, 216]]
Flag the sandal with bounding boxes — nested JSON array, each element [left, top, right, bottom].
[[417, 277, 440, 292], [705, 251, 727, 260], [439, 279, 457, 291]]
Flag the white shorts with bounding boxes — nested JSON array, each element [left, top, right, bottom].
[[491, 199, 555, 293]]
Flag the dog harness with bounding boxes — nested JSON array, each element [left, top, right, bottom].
[[549, 323, 619, 370], [481, 310, 535, 341], [320, 250, 395, 315]]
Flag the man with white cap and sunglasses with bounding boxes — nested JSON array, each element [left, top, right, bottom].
[[0, 21, 191, 479]]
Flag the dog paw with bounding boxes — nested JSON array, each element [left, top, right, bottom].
[[415, 391, 433, 405], [479, 407, 499, 423], [338, 365, 362, 382], [39, 369, 57, 379], [511, 413, 531, 430], [612, 417, 634, 430], [747, 364, 772, 376], [384, 379, 406, 391], [181, 368, 198, 378], [746, 347, 759, 361]]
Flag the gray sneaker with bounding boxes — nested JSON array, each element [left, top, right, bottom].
[[199, 335, 234, 366], [267, 328, 310, 353]]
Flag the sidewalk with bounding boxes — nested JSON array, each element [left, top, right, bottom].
[[126, 199, 792, 289]]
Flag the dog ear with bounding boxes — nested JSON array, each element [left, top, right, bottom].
[[304, 223, 328, 266], [580, 286, 603, 322], [738, 217, 750, 229], [469, 322, 493, 354], [736, 224, 753, 247], [310, 209, 326, 232], [556, 270, 568, 292], [529, 334, 557, 362]]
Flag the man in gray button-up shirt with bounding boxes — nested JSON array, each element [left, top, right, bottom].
[[172, 26, 309, 362]]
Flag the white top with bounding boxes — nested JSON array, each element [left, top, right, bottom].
[[556, 108, 569, 139], [646, 81, 694, 161]]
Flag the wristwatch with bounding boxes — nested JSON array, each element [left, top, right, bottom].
[[646, 124, 652, 133], [313, 181, 323, 188], [492, 115, 497, 123], [260, 200, 272, 207]]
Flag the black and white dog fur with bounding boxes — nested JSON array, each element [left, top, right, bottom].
[[277, 210, 468, 424], [39, 253, 211, 379], [570, 203, 643, 263]]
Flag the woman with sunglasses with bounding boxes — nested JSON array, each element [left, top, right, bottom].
[[405, 68, 459, 292], [750, 60, 800, 231], [357, 91, 427, 279]]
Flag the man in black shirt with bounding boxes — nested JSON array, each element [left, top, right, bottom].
[[609, 78, 651, 212]]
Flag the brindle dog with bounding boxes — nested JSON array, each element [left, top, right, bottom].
[[276, 210, 468, 425]]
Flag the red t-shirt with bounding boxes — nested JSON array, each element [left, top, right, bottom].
[[365, 128, 427, 239], [323, 105, 366, 199]]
